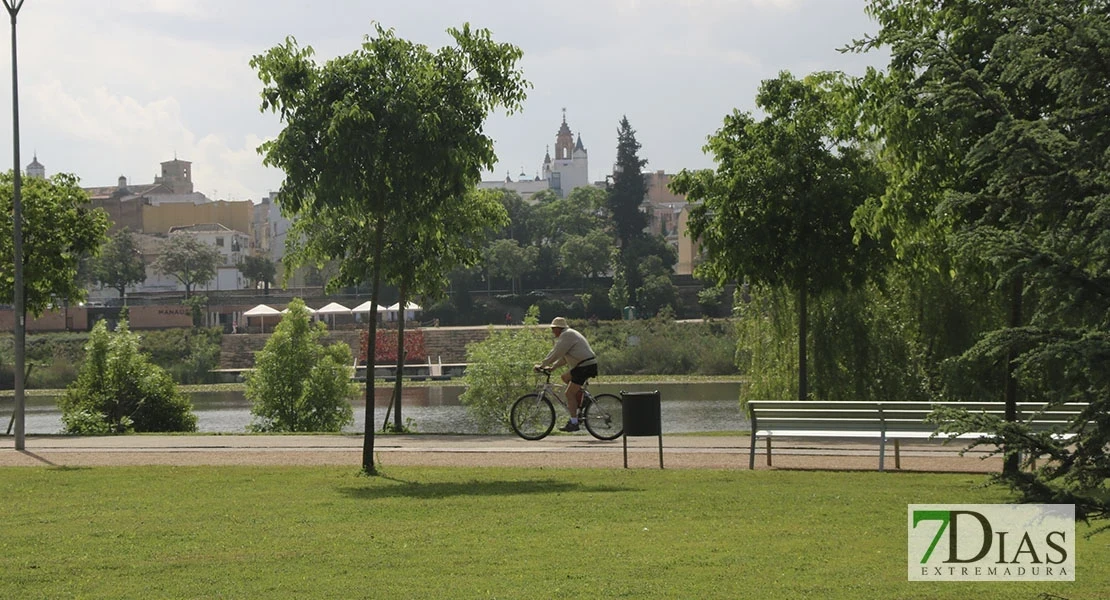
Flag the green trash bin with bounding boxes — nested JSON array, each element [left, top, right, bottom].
[[620, 390, 663, 468]]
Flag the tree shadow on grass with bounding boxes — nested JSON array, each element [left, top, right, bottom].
[[338, 476, 637, 500]]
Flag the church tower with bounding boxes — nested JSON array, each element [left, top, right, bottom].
[[155, 158, 194, 194], [546, 110, 589, 197], [26, 153, 45, 179]]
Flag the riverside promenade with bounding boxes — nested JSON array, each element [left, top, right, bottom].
[[1, 434, 1004, 472]]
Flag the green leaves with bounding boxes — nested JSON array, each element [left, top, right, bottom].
[[244, 298, 355, 433], [59, 319, 197, 434], [90, 227, 146, 299], [153, 234, 222, 298], [459, 306, 551, 431], [0, 171, 110, 315], [860, 0, 1110, 520]]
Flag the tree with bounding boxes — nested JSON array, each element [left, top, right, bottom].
[[245, 298, 355, 432], [636, 255, 678, 317], [153, 234, 221, 298], [253, 23, 528, 474], [91, 227, 146, 300], [536, 185, 607, 245], [671, 72, 885, 401], [238, 254, 277, 294], [857, 0, 1110, 517], [560, 229, 611, 282], [484, 238, 538, 295], [0, 171, 109, 314], [607, 116, 650, 303], [58, 318, 197, 434]]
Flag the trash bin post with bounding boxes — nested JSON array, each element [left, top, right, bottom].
[[620, 390, 663, 469]]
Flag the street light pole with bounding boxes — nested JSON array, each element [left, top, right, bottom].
[[4, 0, 25, 450]]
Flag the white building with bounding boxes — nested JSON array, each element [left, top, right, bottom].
[[142, 224, 251, 293], [480, 111, 591, 201]]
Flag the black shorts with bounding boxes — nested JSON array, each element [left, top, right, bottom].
[[569, 362, 598, 385]]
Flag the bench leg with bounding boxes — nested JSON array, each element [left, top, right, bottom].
[[766, 437, 772, 467], [879, 438, 886, 472], [748, 435, 757, 470], [895, 440, 901, 470]]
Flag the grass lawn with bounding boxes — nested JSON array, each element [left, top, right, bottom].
[[1, 466, 1103, 599]]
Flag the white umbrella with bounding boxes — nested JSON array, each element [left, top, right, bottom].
[[386, 302, 422, 322], [351, 300, 388, 313], [315, 302, 351, 328], [242, 304, 280, 332]]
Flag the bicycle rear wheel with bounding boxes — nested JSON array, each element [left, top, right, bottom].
[[510, 393, 556, 440], [583, 393, 623, 440]]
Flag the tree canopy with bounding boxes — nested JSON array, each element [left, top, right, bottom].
[[91, 227, 146, 300], [854, 0, 1110, 519], [238, 254, 277, 294], [672, 72, 885, 399], [607, 117, 650, 305], [0, 171, 109, 315], [153, 234, 222, 298], [253, 23, 528, 473]]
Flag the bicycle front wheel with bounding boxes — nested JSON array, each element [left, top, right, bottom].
[[583, 393, 623, 440], [510, 393, 556, 440]]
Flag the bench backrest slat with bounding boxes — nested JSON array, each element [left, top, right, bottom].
[[747, 401, 1089, 434]]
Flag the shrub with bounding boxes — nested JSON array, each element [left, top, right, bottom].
[[244, 298, 355, 432], [582, 317, 740, 376], [459, 305, 551, 432], [141, 328, 222, 384], [58, 319, 197, 434]]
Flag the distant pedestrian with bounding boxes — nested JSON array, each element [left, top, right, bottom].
[[505, 312, 513, 326]]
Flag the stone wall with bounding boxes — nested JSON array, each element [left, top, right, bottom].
[[217, 325, 516, 369]]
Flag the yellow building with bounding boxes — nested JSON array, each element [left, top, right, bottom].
[[143, 200, 253, 236]]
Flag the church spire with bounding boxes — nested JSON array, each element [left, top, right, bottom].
[[555, 110, 574, 160]]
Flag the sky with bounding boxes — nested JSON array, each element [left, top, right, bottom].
[[0, 0, 888, 203]]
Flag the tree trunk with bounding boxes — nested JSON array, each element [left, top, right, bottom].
[[392, 280, 408, 432], [1004, 275, 1022, 475], [797, 285, 808, 402], [362, 217, 385, 475]]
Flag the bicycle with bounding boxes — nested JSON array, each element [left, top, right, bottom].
[[509, 367, 623, 441]]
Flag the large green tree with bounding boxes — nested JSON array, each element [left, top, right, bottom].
[[0, 172, 109, 314], [484, 238, 538, 295], [253, 23, 527, 474], [856, 0, 1110, 517], [607, 116, 650, 304], [153, 234, 222, 299], [671, 72, 885, 400], [91, 227, 146, 300]]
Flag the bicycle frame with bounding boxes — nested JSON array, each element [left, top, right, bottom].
[[532, 369, 593, 418]]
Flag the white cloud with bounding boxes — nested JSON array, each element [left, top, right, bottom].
[[0, 0, 884, 200]]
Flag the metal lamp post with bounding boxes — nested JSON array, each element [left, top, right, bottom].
[[4, 0, 25, 450]]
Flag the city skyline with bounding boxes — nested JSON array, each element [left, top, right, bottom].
[[0, 0, 886, 203]]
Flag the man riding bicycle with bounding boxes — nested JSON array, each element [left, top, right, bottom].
[[534, 316, 598, 432]]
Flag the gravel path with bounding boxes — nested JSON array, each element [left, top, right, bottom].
[[1, 434, 1005, 472]]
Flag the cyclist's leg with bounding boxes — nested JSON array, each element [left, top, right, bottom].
[[562, 371, 583, 420]]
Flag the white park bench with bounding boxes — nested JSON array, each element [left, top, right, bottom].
[[745, 400, 1087, 471]]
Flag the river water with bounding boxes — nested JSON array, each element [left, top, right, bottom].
[[8, 382, 748, 435]]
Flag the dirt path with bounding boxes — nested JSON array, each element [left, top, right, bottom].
[[1, 434, 1004, 472]]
